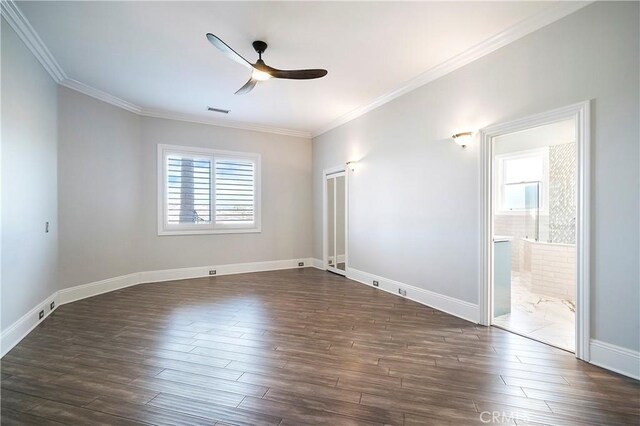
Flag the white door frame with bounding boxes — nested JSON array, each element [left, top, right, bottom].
[[323, 165, 348, 276], [479, 101, 591, 361]]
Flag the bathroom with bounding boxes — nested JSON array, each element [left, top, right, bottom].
[[492, 118, 577, 352]]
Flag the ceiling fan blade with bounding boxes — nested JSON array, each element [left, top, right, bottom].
[[267, 68, 328, 80], [235, 78, 257, 95], [206, 33, 253, 69]]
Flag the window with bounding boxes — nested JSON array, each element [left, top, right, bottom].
[[158, 144, 261, 235], [496, 148, 548, 213]]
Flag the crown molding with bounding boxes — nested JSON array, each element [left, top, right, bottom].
[[57, 80, 310, 138], [311, 1, 591, 138], [1, 0, 66, 82], [139, 108, 312, 139], [57, 81, 310, 139], [60, 78, 143, 114]]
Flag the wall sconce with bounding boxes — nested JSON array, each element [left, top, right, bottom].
[[452, 132, 473, 148], [346, 161, 357, 172]]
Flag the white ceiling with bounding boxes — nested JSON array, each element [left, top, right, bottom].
[[17, 1, 576, 136]]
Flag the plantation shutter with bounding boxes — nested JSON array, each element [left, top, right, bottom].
[[214, 158, 255, 225], [166, 156, 212, 224]]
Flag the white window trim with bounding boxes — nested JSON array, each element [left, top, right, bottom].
[[157, 144, 261, 236], [494, 147, 549, 216]]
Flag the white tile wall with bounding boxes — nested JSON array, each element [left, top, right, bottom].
[[495, 214, 548, 271], [494, 214, 575, 301], [529, 242, 576, 300]]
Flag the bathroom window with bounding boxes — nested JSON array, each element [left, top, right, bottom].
[[157, 144, 261, 235], [496, 148, 549, 213]]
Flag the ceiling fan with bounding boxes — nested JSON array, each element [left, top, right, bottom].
[[206, 33, 328, 95]]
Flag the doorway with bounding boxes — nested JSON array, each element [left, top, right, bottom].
[[480, 102, 591, 360], [324, 168, 347, 276]]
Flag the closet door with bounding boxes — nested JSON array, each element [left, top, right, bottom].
[[325, 172, 346, 276], [334, 175, 346, 272], [326, 177, 336, 271]]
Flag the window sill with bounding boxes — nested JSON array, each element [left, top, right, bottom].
[[157, 227, 261, 236]]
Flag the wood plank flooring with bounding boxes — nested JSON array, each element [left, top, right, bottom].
[[1, 268, 638, 425]]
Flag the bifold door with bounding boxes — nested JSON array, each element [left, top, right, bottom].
[[325, 172, 346, 275]]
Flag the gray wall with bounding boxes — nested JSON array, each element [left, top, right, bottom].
[[57, 87, 141, 288], [138, 117, 313, 271], [312, 2, 639, 351], [56, 88, 312, 288], [1, 20, 59, 328]]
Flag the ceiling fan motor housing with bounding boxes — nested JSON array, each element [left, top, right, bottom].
[[252, 40, 268, 55]]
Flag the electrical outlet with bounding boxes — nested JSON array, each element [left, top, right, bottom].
[[373, 280, 379, 287], [39, 310, 44, 320], [50, 301, 55, 310], [209, 270, 217, 275], [398, 288, 407, 296], [298, 262, 304, 267]]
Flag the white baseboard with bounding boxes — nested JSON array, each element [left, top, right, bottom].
[[140, 258, 312, 284], [347, 267, 479, 324], [311, 258, 324, 269], [58, 272, 140, 305], [589, 339, 640, 380], [1, 257, 314, 357], [1, 293, 58, 357]]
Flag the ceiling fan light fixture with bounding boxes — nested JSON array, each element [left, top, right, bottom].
[[251, 69, 272, 81], [206, 33, 327, 94]]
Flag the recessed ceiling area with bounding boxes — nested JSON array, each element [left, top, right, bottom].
[[19, 1, 567, 134]]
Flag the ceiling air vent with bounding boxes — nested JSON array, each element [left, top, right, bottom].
[[207, 107, 230, 114]]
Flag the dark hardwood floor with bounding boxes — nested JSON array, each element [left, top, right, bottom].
[[1, 268, 638, 425]]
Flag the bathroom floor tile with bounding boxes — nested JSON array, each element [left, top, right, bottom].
[[493, 272, 575, 352]]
